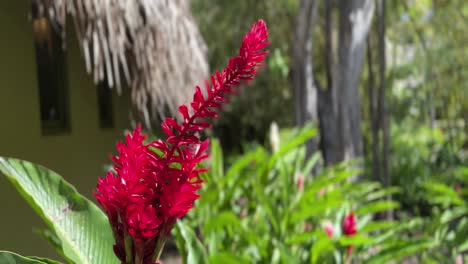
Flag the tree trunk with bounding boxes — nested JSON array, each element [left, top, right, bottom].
[[377, 0, 392, 220], [318, 0, 343, 165], [336, 0, 374, 162], [366, 35, 381, 182], [292, 0, 320, 158], [318, 0, 375, 167], [291, 0, 375, 168]]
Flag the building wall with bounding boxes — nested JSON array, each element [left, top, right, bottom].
[[0, 1, 132, 260]]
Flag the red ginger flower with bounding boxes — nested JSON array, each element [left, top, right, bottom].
[[342, 212, 357, 259], [95, 20, 268, 264], [342, 212, 357, 236]]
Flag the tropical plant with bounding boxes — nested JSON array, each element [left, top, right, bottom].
[[0, 19, 268, 264], [176, 125, 435, 264], [419, 166, 468, 263]]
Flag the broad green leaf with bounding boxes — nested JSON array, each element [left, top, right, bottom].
[[0, 157, 117, 264], [0, 251, 59, 264], [34, 229, 63, 258], [176, 220, 208, 264]]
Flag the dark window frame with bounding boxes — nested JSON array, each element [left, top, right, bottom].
[[31, 3, 70, 135], [96, 81, 114, 129]]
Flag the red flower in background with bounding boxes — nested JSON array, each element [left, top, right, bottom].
[[323, 221, 334, 238], [342, 212, 357, 236], [342, 212, 358, 259], [95, 20, 268, 264]]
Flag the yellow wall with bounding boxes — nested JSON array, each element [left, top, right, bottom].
[[0, 1, 132, 260]]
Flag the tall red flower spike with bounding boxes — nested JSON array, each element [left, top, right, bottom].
[[95, 20, 268, 264]]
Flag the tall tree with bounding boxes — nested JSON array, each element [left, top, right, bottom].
[[377, 0, 390, 193], [335, 0, 375, 162], [317, 0, 375, 166], [292, 0, 320, 157]]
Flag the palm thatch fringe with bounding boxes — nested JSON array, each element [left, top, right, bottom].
[[34, 0, 209, 125]]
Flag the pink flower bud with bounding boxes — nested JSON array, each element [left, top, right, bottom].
[[297, 173, 304, 192], [323, 221, 334, 238]]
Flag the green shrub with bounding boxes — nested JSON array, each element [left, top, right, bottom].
[[176, 125, 434, 263]]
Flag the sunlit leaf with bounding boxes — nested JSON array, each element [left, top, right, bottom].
[[0, 157, 117, 264]]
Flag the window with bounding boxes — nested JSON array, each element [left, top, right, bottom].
[[31, 3, 69, 134], [97, 81, 114, 129]]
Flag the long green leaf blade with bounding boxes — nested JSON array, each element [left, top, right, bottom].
[[0, 157, 117, 264], [176, 220, 208, 264], [0, 251, 58, 264]]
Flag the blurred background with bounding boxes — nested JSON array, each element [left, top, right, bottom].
[[0, 0, 466, 262]]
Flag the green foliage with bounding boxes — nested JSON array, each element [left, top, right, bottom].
[[177, 126, 432, 263], [376, 122, 467, 214], [0, 157, 117, 264], [0, 251, 60, 264], [420, 166, 468, 262], [174, 221, 208, 264]]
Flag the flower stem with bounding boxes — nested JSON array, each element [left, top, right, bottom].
[[124, 231, 134, 264], [153, 236, 167, 262], [134, 240, 145, 264]]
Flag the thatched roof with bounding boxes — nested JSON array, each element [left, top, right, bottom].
[[34, 0, 209, 125]]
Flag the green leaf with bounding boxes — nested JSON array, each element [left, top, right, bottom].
[[0, 251, 59, 264], [423, 182, 464, 206], [28, 257, 63, 264], [355, 201, 400, 216], [0, 157, 117, 264], [302, 152, 321, 177], [176, 220, 208, 264], [203, 211, 241, 235], [272, 124, 317, 164], [209, 139, 224, 186], [362, 239, 435, 264], [223, 147, 267, 204], [339, 235, 374, 246], [286, 231, 319, 244], [310, 232, 334, 264], [365, 187, 401, 201], [360, 221, 397, 233], [208, 252, 249, 264], [34, 229, 63, 257]]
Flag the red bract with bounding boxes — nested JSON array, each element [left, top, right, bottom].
[[342, 212, 357, 258], [342, 212, 357, 236], [95, 20, 268, 264]]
